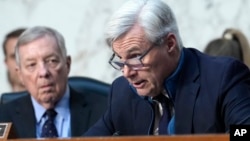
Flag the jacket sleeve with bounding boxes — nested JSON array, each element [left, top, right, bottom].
[[220, 60, 250, 131], [83, 82, 116, 136]]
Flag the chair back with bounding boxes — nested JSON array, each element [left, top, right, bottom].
[[68, 76, 110, 96], [0, 76, 110, 104]]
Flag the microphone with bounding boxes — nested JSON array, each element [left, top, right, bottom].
[[112, 131, 120, 136]]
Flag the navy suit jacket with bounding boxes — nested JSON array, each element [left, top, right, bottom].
[[0, 87, 107, 138], [84, 48, 250, 136]]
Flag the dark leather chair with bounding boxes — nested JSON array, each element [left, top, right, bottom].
[[0, 76, 110, 104]]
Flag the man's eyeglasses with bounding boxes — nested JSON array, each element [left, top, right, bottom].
[[109, 44, 155, 71]]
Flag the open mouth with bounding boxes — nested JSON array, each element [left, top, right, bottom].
[[132, 80, 146, 89]]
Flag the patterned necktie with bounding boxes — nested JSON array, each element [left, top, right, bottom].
[[153, 94, 173, 135], [41, 109, 58, 138]]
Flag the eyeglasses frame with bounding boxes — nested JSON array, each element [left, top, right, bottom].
[[108, 43, 156, 71]]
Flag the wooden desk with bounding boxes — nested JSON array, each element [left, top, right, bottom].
[[1, 123, 229, 141], [6, 134, 229, 141]]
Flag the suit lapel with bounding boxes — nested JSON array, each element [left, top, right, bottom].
[[15, 95, 36, 138], [70, 88, 90, 136], [175, 48, 200, 134], [175, 83, 199, 133]]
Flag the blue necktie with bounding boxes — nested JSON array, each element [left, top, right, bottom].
[[41, 109, 58, 138]]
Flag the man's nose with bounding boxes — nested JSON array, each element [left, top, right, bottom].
[[38, 63, 50, 77], [122, 65, 136, 78]]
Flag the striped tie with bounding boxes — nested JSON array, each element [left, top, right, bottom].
[[153, 94, 174, 135]]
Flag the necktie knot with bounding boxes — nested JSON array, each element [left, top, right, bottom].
[[45, 109, 57, 119], [153, 94, 169, 107]]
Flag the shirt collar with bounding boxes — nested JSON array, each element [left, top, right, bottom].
[[164, 49, 184, 101]]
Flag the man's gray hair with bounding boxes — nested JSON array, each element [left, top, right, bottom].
[[15, 26, 67, 66], [105, 0, 182, 48]]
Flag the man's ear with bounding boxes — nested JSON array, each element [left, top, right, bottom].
[[164, 33, 177, 52], [16, 66, 24, 85], [66, 56, 71, 74]]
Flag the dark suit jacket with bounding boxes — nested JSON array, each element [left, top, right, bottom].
[[0, 87, 107, 138], [84, 48, 250, 136]]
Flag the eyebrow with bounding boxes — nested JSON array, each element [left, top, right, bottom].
[[23, 58, 36, 64]]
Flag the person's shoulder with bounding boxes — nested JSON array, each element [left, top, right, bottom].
[[184, 47, 250, 78], [203, 51, 247, 70], [112, 76, 129, 85], [111, 76, 133, 92], [200, 49, 249, 78], [186, 47, 245, 67]]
